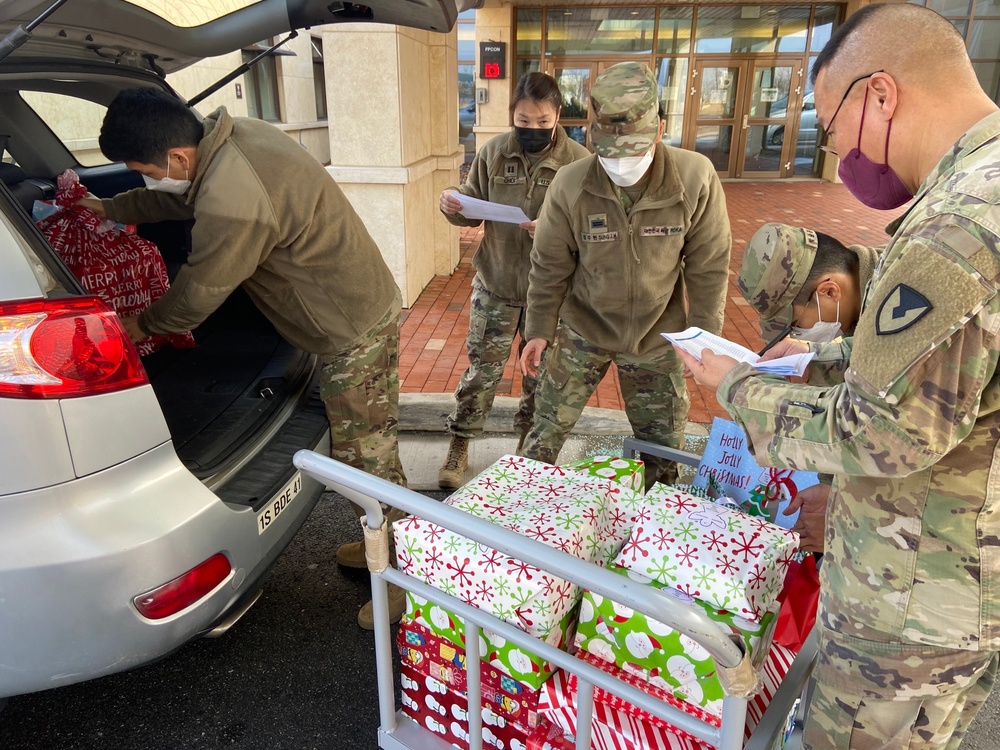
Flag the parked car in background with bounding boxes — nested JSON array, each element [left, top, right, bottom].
[[0, 0, 470, 706], [459, 100, 476, 160], [766, 91, 818, 148]]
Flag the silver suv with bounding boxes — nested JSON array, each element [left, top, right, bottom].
[[0, 0, 469, 704]]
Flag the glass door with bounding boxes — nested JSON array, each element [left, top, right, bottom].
[[737, 60, 800, 178], [685, 60, 747, 175], [545, 62, 598, 148]]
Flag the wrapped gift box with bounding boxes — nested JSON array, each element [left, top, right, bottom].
[[394, 456, 634, 667], [574, 564, 775, 715], [614, 485, 799, 620], [400, 662, 572, 750], [405, 591, 576, 689], [539, 645, 797, 750], [564, 456, 645, 494], [398, 618, 545, 728]]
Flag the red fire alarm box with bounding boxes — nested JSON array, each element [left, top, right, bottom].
[[479, 41, 506, 80]]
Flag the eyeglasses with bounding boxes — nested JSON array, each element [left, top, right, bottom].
[[818, 69, 884, 156]]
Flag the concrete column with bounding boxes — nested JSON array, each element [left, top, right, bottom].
[[473, 4, 515, 150], [322, 24, 464, 306]]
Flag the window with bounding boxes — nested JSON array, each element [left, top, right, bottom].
[[243, 40, 281, 122], [694, 6, 812, 54], [312, 37, 327, 121], [19, 91, 110, 166], [457, 10, 477, 162], [911, 0, 1000, 101], [546, 7, 657, 56]]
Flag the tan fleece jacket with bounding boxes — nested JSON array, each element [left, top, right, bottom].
[[102, 107, 400, 356], [444, 126, 589, 303], [526, 143, 732, 356]]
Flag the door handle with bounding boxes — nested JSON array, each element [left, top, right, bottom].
[[742, 115, 748, 129]]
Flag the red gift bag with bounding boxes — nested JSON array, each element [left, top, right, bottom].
[[35, 169, 196, 356], [773, 554, 820, 653]]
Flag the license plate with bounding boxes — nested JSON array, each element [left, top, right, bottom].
[[257, 472, 303, 535]]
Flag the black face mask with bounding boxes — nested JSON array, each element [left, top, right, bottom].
[[514, 126, 554, 153]]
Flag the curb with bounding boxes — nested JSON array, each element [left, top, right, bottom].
[[400, 393, 710, 437]]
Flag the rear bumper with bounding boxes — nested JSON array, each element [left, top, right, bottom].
[[0, 436, 325, 698]]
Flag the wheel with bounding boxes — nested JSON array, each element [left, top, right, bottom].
[[770, 127, 784, 146]]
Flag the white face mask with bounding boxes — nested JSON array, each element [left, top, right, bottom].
[[143, 161, 191, 195], [792, 296, 843, 344], [598, 150, 654, 187]]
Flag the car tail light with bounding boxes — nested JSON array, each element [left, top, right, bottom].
[[0, 296, 148, 398], [133, 553, 232, 620]]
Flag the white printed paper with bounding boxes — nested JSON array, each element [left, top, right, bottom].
[[448, 192, 530, 224], [661, 327, 814, 377]]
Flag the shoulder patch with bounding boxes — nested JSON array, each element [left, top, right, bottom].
[[850, 244, 991, 397], [875, 284, 932, 335]]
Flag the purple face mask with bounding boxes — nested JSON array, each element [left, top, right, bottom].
[[837, 87, 913, 210]]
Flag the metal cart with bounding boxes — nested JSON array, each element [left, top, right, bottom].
[[293, 441, 817, 750]]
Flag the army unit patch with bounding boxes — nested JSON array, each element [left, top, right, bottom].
[[588, 214, 608, 231], [876, 284, 933, 335]]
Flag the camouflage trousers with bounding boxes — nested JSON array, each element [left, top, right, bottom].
[[447, 278, 537, 439], [520, 323, 689, 488], [803, 627, 999, 749], [320, 312, 407, 491]]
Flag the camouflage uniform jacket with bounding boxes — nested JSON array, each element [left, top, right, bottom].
[[444, 127, 589, 304], [104, 107, 401, 356], [525, 143, 731, 356], [718, 110, 1000, 655]]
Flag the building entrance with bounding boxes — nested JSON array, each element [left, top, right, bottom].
[[687, 57, 808, 178]]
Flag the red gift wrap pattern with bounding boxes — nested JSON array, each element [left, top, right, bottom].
[[614, 485, 799, 621], [538, 645, 797, 750], [35, 170, 196, 356], [400, 662, 572, 750], [398, 619, 545, 728]]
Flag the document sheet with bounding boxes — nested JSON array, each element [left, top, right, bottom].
[[662, 327, 815, 377], [447, 191, 530, 224]]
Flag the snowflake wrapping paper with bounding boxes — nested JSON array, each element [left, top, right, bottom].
[[394, 455, 639, 686], [574, 564, 774, 715], [563, 456, 645, 493], [612, 485, 799, 620]]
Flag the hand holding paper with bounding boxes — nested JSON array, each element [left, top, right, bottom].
[[662, 327, 814, 377], [446, 191, 530, 224]]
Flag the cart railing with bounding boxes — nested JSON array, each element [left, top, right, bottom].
[[293, 449, 816, 750]]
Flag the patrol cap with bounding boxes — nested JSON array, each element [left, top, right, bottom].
[[589, 62, 661, 157], [737, 223, 818, 340]]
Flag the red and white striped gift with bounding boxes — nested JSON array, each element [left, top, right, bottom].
[[538, 644, 796, 750]]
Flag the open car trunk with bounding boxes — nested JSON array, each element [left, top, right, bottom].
[[132, 219, 329, 506]]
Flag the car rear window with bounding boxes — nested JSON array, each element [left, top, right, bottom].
[[19, 92, 111, 167]]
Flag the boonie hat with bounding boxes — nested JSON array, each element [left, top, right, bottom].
[[737, 223, 818, 341], [589, 62, 661, 157]]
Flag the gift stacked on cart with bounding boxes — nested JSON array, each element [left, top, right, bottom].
[[393, 454, 647, 749], [539, 482, 802, 749]]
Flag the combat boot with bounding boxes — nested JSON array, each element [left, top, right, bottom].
[[336, 506, 408, 569], [438, 436, 470, 489], [357, 583, 406, 630]]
